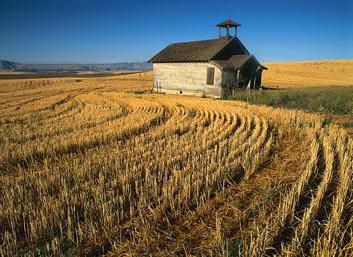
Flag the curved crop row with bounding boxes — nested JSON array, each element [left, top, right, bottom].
[[0, 78, 352, 257]]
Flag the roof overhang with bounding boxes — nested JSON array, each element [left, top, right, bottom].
[[211, 55, 252, 70], [216, 19, 241, 27]]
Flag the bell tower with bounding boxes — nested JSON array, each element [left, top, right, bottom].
[[216, 18, 241, 38]]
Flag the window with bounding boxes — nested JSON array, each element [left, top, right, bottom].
[[206, 67, 215, 85]]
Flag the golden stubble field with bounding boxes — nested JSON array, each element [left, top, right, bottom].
[[0, 72, 352, 256], [263, 59, 353, 88]]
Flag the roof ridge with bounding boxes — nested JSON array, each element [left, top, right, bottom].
[[169, 37, 230, 45]]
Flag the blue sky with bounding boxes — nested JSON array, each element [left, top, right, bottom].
[[0, 0, 352, 64]]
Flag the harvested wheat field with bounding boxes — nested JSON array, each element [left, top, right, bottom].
[[0, 73, 352, 256], [263, 59, 353, 88]]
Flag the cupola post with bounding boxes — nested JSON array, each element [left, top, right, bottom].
[[216, 18, 241, 39]]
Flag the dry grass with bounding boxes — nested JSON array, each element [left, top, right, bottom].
[[263, 59, 353, 88], [0, 73, 352, 256]]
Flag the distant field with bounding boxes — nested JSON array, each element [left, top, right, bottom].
[[2, 59, 352, 88], [0, 74, 352, 256], [0, 70, 34, 75], [263, 59, 353, 88]]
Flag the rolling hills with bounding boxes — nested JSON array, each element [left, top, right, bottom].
[[0, 59, 152, 72]]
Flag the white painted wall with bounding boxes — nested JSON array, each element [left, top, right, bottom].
[[153, 62, 223, 97]]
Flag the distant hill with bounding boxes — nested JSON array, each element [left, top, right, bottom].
[[0, 60, 20, 70], [0, 60, 152, 72]]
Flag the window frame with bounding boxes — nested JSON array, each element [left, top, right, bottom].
[[206, 67, 215, 85]]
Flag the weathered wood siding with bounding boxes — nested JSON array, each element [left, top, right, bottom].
[[222, 69, 237, 87], [153, 63, 222, 97], [221, 69, 237, 97]]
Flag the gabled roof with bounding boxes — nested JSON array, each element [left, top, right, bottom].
[[149, 37, 267, 70], [149, 37, 234, 63], [212, 55, 252, 69]]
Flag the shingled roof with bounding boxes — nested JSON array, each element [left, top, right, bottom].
[[149, 37, 234, 63]]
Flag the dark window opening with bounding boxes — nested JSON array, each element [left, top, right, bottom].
[[180, 91, 183, 94], [206, 67, 215, 85]]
